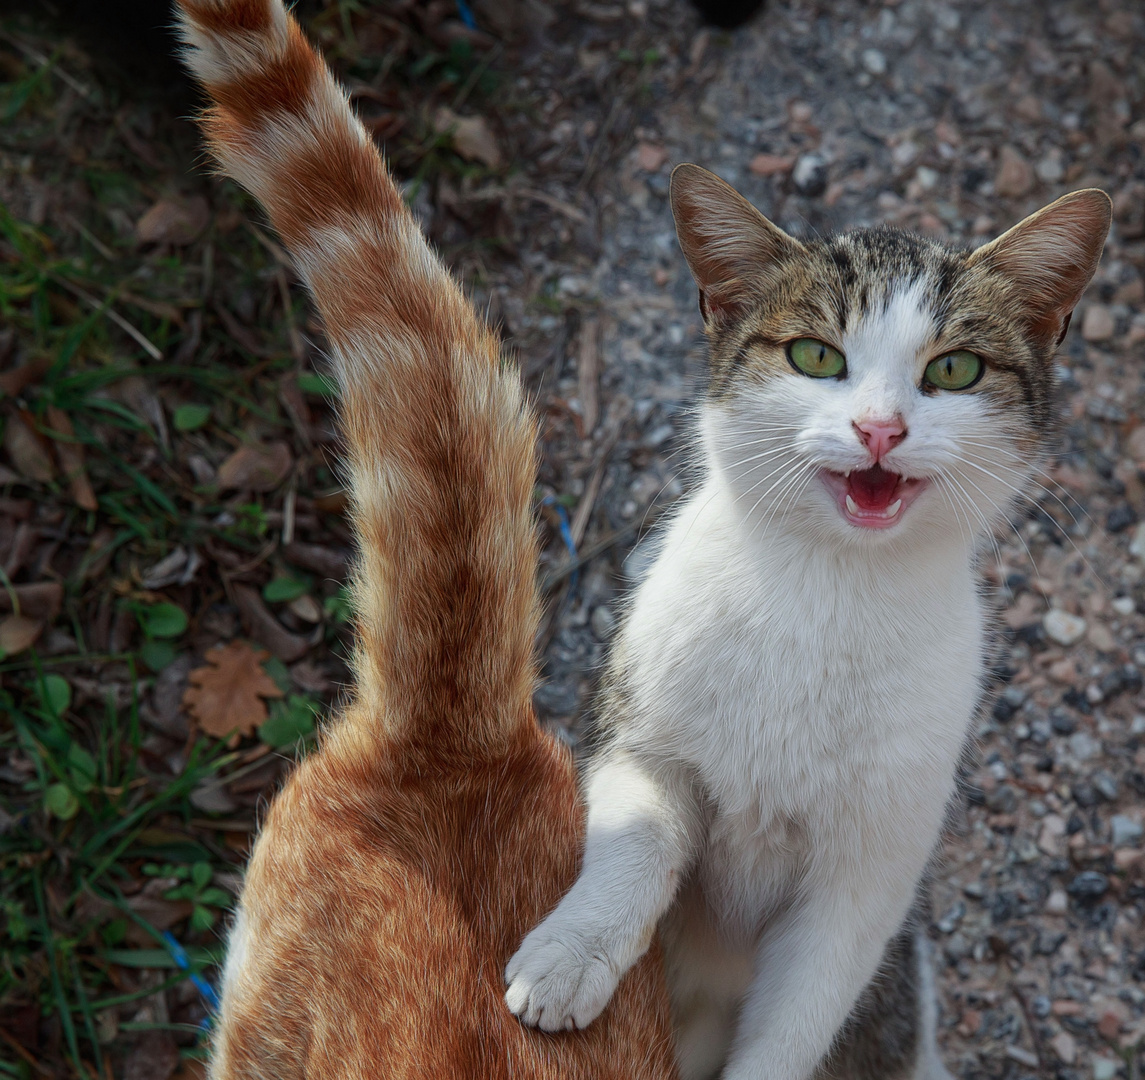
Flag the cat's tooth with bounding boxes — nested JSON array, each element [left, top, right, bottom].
[[845, 494, 859, 515], [886, 499, 902, 517]]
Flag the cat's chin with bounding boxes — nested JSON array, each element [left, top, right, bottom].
[[818, 466, 929, 531]]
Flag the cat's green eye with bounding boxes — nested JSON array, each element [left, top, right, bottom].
[[787, 338, 846, 379], [923, 350, 984, 391]]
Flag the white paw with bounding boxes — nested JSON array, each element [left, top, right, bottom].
[[504, 918, 621, 1032]]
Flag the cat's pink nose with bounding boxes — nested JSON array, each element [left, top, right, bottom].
[[853, 417, 907, 462]]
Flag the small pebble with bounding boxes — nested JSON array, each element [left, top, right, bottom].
[[1067, 871, 1110, 901], [1130, 522, 1145, 561], [1044, 609, 1087, 646], [1093, 769, 1120, 801], [1050, 708, 1076, 736], [1045, 889, 1069, 914], [1069, 731, 1102, 762], [1005, 1045, 1039, 1069], [1032, 994, 1052, 1019], [1111, 814, 1143, 848], [590, 605, 617, 642], [1081, 304, 1115, 343], [1093, 1058, 1119, 1080], [1050, 1031, 1077, 1066], [936, 901, 965, 933], [1112, 595, 1136, 615], [860, 48, 887, 76], [791, 153, 828, 197], [1107, 504, 1138, 534]]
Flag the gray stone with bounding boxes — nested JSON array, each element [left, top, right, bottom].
[[1093, 769, 1120, 801], [533, 678, 580, 718], [590, 605, 618, 641], [1069, 731, 1102, 761], [861, 48, 888, 76], [985, 783, 1018, 813], [936, 901, 965, 933], [791, 153, 828, 197], [1067, 871, 1109, 900], [1111, 814, 1143, 848]]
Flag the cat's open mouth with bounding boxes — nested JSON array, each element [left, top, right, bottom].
[[819, 466, 929, 530]]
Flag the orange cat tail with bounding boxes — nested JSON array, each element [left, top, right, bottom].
[[176, 0, 540, 758]]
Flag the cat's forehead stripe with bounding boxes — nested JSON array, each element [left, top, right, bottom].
[[841, 279, 937, 367]]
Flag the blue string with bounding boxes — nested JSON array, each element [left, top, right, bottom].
[[540, 495, 579, 592], [162, 930, 221, 1021], [455, 0, 478, 30]]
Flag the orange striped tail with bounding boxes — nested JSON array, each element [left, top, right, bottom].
[[176, 0, 540, 757]]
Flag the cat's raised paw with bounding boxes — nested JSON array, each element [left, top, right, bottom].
[[504, 924, 620, 1032]]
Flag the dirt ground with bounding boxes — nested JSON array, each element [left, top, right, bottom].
[[2, 0, 1145, 1077]]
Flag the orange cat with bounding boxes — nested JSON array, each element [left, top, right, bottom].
[[174, 2, 678, 1076]]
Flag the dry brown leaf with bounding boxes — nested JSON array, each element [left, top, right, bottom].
[[636, 142, 668, 172], [135, 195, 210, 246], [434, 107, 502, 169], [0, 357, 52, 398], [217, 442, 293, 492], [233, 585, 312, 662], [749, 153, 795, 177], [0, 582, 63, 622], [0, 615, 43, 656], [183, 640, 284, 739], [45, 406, 98, 511], [3, 411, 54, 483]]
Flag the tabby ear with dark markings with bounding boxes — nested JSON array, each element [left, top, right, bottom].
[[967, 188, 1112, 349], [669, 162, 804, 327]]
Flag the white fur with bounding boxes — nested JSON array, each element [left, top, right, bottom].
[[177, 1, 291, 86], [208, 905, 250, 1080], [506, 281, 1024, 1078]]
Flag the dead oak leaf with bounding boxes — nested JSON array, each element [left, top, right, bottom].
[[434, 107, 502, 169], [217, 442, 292, 492], [135, 195, 210, 247], [183, 641, 284, 740], [0, 615, 43, 657]]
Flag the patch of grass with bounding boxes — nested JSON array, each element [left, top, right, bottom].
[[2, 665, 232, 1076]]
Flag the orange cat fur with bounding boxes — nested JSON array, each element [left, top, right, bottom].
[[173, 2, 678, 1076]]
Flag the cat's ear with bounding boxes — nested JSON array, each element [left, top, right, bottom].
[[670, 163, 805, 327], [968, 188, 1112, 349]]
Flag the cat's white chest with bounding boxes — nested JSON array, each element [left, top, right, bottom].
[[622, 483, 984, 933]]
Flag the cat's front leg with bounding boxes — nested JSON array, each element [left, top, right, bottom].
[[724, 824, 938, 1080], [504, 748, 701, 1031]]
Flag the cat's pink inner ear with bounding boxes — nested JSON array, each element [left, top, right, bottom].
[[968, 188, 1112, 348], [669, 163, 804, 326]]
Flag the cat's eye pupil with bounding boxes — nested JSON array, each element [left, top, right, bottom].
[[788, 338, 846, 379], [923, 350, 983, 391]]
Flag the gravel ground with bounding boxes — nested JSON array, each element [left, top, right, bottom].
[[467, 2, 1145, 1077]]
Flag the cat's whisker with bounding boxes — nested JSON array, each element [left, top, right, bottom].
[[724, 447, 800, 479], [752, 464, 816, 542], [946, 452, 1105, 587], [767, 467, 818, 538], [934, 480, 972, 554], [944, 465, 1041, 581], [717, 432, 800, 455], [741, 459, 808, 529], [953, 438, 1092, 527], [735, 455, 803, 510]]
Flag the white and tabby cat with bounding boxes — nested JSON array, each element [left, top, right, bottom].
[[506, 164, 1111, 1080]]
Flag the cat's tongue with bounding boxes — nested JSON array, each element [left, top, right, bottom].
[[848, 465, 899, 511]]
